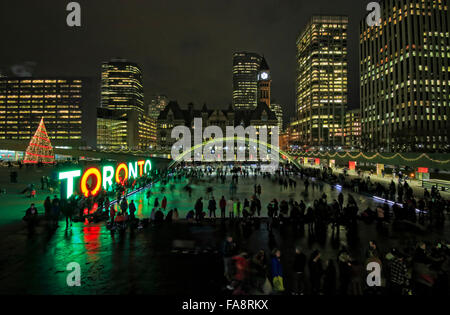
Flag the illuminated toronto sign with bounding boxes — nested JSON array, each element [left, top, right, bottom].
[[58, 159, 152, 198]]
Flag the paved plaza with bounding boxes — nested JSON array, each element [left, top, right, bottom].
[[0, 170, 449, 294]]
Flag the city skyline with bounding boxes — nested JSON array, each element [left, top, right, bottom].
[[0, 0, 368, 119], [1, 1, 450, 300]]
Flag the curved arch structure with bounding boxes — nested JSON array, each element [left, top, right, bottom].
[[168, 136, 301, 170]]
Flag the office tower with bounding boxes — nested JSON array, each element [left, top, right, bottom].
[[0, 77, 88, 146], [257, 57, 272, 107], [360, 0, 449, 152], [345, 108, 361, 149], [271, 102, 283, 131], [232, 52, 262, 110], [296, 15, 348, 148], [101, 58, 145, 113], [96, 108, 156, 151], [148, 94, 169, 119]]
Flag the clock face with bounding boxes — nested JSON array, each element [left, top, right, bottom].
[[261, 72, 268, 80]]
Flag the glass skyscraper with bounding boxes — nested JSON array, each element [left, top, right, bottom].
[[296, 16, 348, 148], [232, 52, 262, 110], [101, 58, 145, 113]]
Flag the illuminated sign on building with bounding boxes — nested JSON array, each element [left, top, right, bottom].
[[348, 161, 356, 171], [58, 159, 152, 199]]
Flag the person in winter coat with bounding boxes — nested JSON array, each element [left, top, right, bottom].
[[109, 205, 116, 223], [271, 249, 284, 293], [227, 198, 234, 218], [292, 247, 306, 295], [233, 199, 241, 218], [309, 250, 324, 295], [129, 200, 137, 221], [44, 196, 52, 219], [219, 196, 227, 219], [222, 236, 237, 282], [250, 250, 270, 294], [51, 195, 61, 228], [24, 203, 39, 229], [388, 251, 408, 295], [161, 196, 167, 211], [348, 259, 364, 295], [208, 196, 217, 218], [232, 253, 249, 282], [231, 253, 250, 293], [120, 198, 128, 214], [195, 197, 204, 222]]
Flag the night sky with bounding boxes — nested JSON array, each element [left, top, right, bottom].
[[0, 0, 370, 121]]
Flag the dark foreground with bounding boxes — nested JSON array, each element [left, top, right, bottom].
[[0, 214, 449, 295]]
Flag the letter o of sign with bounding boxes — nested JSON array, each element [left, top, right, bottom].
[[144, 160, 152, 174], [115, 163, 128, 184], [80, 167, 102, 197]]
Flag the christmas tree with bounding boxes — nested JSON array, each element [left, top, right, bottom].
[[23, 118, 55, 164]]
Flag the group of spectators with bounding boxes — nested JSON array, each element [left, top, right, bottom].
[[222, 236, 450, 295]]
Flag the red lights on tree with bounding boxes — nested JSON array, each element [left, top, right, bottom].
[[23, 118, 55, 164]]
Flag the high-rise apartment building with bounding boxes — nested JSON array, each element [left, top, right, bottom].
[[0, 77, 92, 146], [232, 52, 262, 110], [360, 0, 449, 152], [345, 108, 361, 149], [296, 15, 348, 148], [101, 58, 145, 113]]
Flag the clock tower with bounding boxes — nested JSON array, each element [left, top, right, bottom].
[[257, 56, 271, 108]]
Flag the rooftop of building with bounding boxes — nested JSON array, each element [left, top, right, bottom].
[[158, 101, 277, 126]]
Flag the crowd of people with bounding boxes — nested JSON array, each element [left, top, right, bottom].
[[221, 235, 450, 295], [20, 162, 450, 295], [182, 165, 450, 295]]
